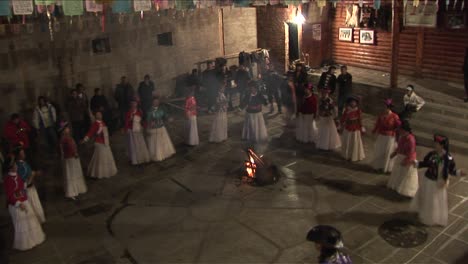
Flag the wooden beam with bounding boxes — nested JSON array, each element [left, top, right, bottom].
[[390, 0, 403, 89], [415, 29, 424, 76], [219, 8, 225, 56]]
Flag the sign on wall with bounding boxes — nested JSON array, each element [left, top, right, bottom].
[[312, 24, 321, 41], [12, 0, 34, 15], [404, 1, 438, 28]]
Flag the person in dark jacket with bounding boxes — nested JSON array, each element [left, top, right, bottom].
[[235, 65, 251, 104], [67, 89, 88, 144], [90, 88, 112, 134], [463, 48, 468, 102], [114, 76, 134, 128], [336, 66, 352, 116], [240, 82, 268, 143], [263, 64, 282, 114], [318, 66, 337, 95], [294, 63, 308, 112], [138, 75, 155, 115], [307, 225, 352, 264], [202, 61, 219, 113]]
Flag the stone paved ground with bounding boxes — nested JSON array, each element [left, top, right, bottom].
[[1, 106, 468, 264]]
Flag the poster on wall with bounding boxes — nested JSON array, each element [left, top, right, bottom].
[[338, 28, 353, 42], [312, 24, 321, 41], [134, 0, 152, 11], [12, 0, 34, 15], [404, 0, 437, 27], [359, 30, 375, 44]]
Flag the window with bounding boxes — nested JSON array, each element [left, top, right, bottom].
[[157, 32, 173, 46]]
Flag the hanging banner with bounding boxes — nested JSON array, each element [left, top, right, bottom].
[[269, 0, 280, 5], [63, 0, 84, 15], [86, 0, 103, 12], [284, 0, 301, 6], [35, 0, 55, 5], [175, 0, 195, 10], [234, 0, 252, 7], [199, 0, 216, 8], [0, 0, 11, 17], [217, 0, 233, 6], [155, 0, 171, 10], [404, 0, 437, 27], [112, 0, 131, 13], [12, 0, 34, 15], [134, 0, 152, 11]]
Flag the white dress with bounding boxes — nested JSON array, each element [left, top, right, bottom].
[[316, 116, 341, 150], [186, 116, 199, 146], [147, 126, 176, 161], [63, 157, 87, 198], [209, 93, 228, 143], [296, 114, 318, 143], [26, 185, 46, 223], [88, 127, 118, 179], [9, 201, 46, 250], [242, 112, 268, 143], [341, 129, 365, 161], [127, 115, 150, 165], [371, 135, 397, 172], [387, 154, 419, 197]]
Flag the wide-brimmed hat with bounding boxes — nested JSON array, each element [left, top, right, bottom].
[[305, 83, 314, 91], [384, 98, 394, 107], [58, 121, 69, 134], [434, 134, 449, 151], [346, 95, 360, 104], [307, 225, 344, 249]]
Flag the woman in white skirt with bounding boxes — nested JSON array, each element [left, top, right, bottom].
[[59, 122, 87, 199], [316, 89, 341, 150], [82, 111, 118, 179], [125, 100, 150, 165], [240, 82, 268, 143], [209, 85, 228, 143], [388, 121, 418, 197], [296, 84, 318, 143], [3, 156, 45, 251], [185, 88, 199, 146], [146, 97, 176, 161], [14, 146, 46, 223], [340, 96, 365, 161], [411, 135, 466, 226], [371, 99, 401, 173]]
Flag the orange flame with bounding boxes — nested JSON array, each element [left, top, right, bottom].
[[245, 149, 258, 178]]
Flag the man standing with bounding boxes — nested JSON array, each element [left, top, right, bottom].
[[235, 65, 251, 108], [401, 85, 425, 120], [91, 88, 112, 134], [138, 74, 155, 115], [32, 96, 57, 154], [202, 61, 219, 113], [67, 89, 88, 143], [114, 76, 134, 128], [464, 48, 468, 102], [336, 65, 353, 115], [318, 66, 337, 95], [263, 64, 282, 114]]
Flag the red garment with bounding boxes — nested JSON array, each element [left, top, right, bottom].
[[185, 96, 197, 117], [124, 110, 143, 130], [3, 120, 31, 149], [299, 95, 317, 115], [341, 108, 362, 132], [372, 111, 401, 136], [396, 133, 417, 165], [85, 120, 107, 144], [60, 136, 78, 159], [3, 172, 27, 206]]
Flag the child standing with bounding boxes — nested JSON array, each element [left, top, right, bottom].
[[146, 97, 176, 161], [125, 100, 150, 165], [340, 96, 365, 161], [316, 89, 341, 150], [240, 82, 268, 143], [185, 88, 199, 146], [82, 111, 118, 179], [59, 122, 87, 199], [209, 86, 228, 143], [296, 84, 318, 143]]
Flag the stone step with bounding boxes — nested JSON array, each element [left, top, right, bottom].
[[423, 102, 468, 119], [411, 119, 468, 143], [413, 130, 468, 155], [416, 112, 468, 130]]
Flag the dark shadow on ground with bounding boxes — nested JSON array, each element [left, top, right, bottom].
[[316, 211, 416, 227]]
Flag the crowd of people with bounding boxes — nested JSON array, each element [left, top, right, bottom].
[[1, 57, 466, 264]]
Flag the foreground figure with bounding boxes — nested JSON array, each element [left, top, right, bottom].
[[371, 99, 401, 173], [209, 86, 228, 143], [316, 89, 341, 150], [340, 96, 365, 161], [3, 156, 45, 251], [83, 111, 118, 179], [296, 84, 318, 143], [400, 85, 425, 120], [307, 225, 352, 264], [411, 135, 465, 226], [185, 89, 199, 146], [59, 122, 87, 199], [146, 98, 176, 161], [241, 83, 268, 143], [388, 121, 418, 197], [125, 100, 150, 165]]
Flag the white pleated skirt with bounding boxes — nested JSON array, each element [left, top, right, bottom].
[[371, 135, 396, 173], [88, 143, 118, 179], [185, 116, 199, 146], [127, 131, 150, 165], [26, 186, 45, 223], [242, 112, 268, 143], [209, 112, 228, 143], [341, 130, 365, 161], [411, 176, 448, 226], [63, 157, 87, 198], [387, 154, 419, 197], [316, 116, 341, 150], [147, 127, 176, 162], [9, 201, 46, 251], [296, 114, 317, 143]]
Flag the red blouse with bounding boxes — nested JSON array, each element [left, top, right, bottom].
[[125, 110, 143, 131], [341, 108, 362, 132], [299, 95, 318, 115], [373, 112, 401, 136], [3, 172, 27, 206], [85, 120, 107, 144], [60, 136, 78, 159], [4, 120, 31, 149], [396, 133, 417, 165], [185, 96, 197, 117]]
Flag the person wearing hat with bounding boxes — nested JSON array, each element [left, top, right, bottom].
[[185, 87, 200, 146], [340, 96, 365, 162], [388, 120, 419, 197], [371, 99, 401, 173], [306, 225, 352, 264], [59, 121, 87, 199], [138, 74, 156, 115], [401, 85, 425, 120], [3, 155, 46, 250], [146, 97, 176, 161], [240, 81, 268, 143], [337, 66, 353, 116], [125, 99, 150, 165], [316, 89, 341, 151], [296, 83, 318, 143], [411, 134, 466, 226]]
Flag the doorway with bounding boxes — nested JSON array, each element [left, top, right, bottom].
[[287, 22, 300, 62]]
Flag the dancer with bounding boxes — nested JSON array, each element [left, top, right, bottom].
[[240, 82, 268, 143], [400, 85, 425, 120], [296, 84, 318, 143], [15, 146, 45, 223], [146, 97, 176, 161], [59, 122, 87, 199], [82, 111, 118, 179], [209, 85, 228, 143], [388, 121, 418, 197], [281, 75, 297, 127], [316, 89, 341, 151], [306, 225, 352, 264], [3, 156, 45, 251], [125, 100, 150, 165], [185, 88, 199, 146], [340, 96, 365, 161], [371, 99, 401, 173], [411, 135, 466, 226]]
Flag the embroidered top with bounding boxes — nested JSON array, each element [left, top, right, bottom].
[[319, 251, 353, 264], [125, 110, 144, 132], [146, 107, 168, 129], [185, 96, 197, 117], [16, 160, 32, 182], [299, 94, 318, 115], [418, 151, 461, 182], [215, 92, 228, 113], [240, 92, 267, 113], [340, 107, 362, 132], [4, 120, 31, 149], [85, 120, 109, 145], [319, 97, 336, 117], [3, 172, 27, 207], [395, 133, 417, 165], [32, 103, 56, 129], [318, 72, 337, 94], [372, 111, 401, 136], [60, 136, 78, 159]]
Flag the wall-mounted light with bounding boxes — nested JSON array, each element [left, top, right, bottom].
[[292, 7, 305, 24]]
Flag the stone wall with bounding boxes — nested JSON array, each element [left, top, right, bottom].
[[0, 7, 257, 121]]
